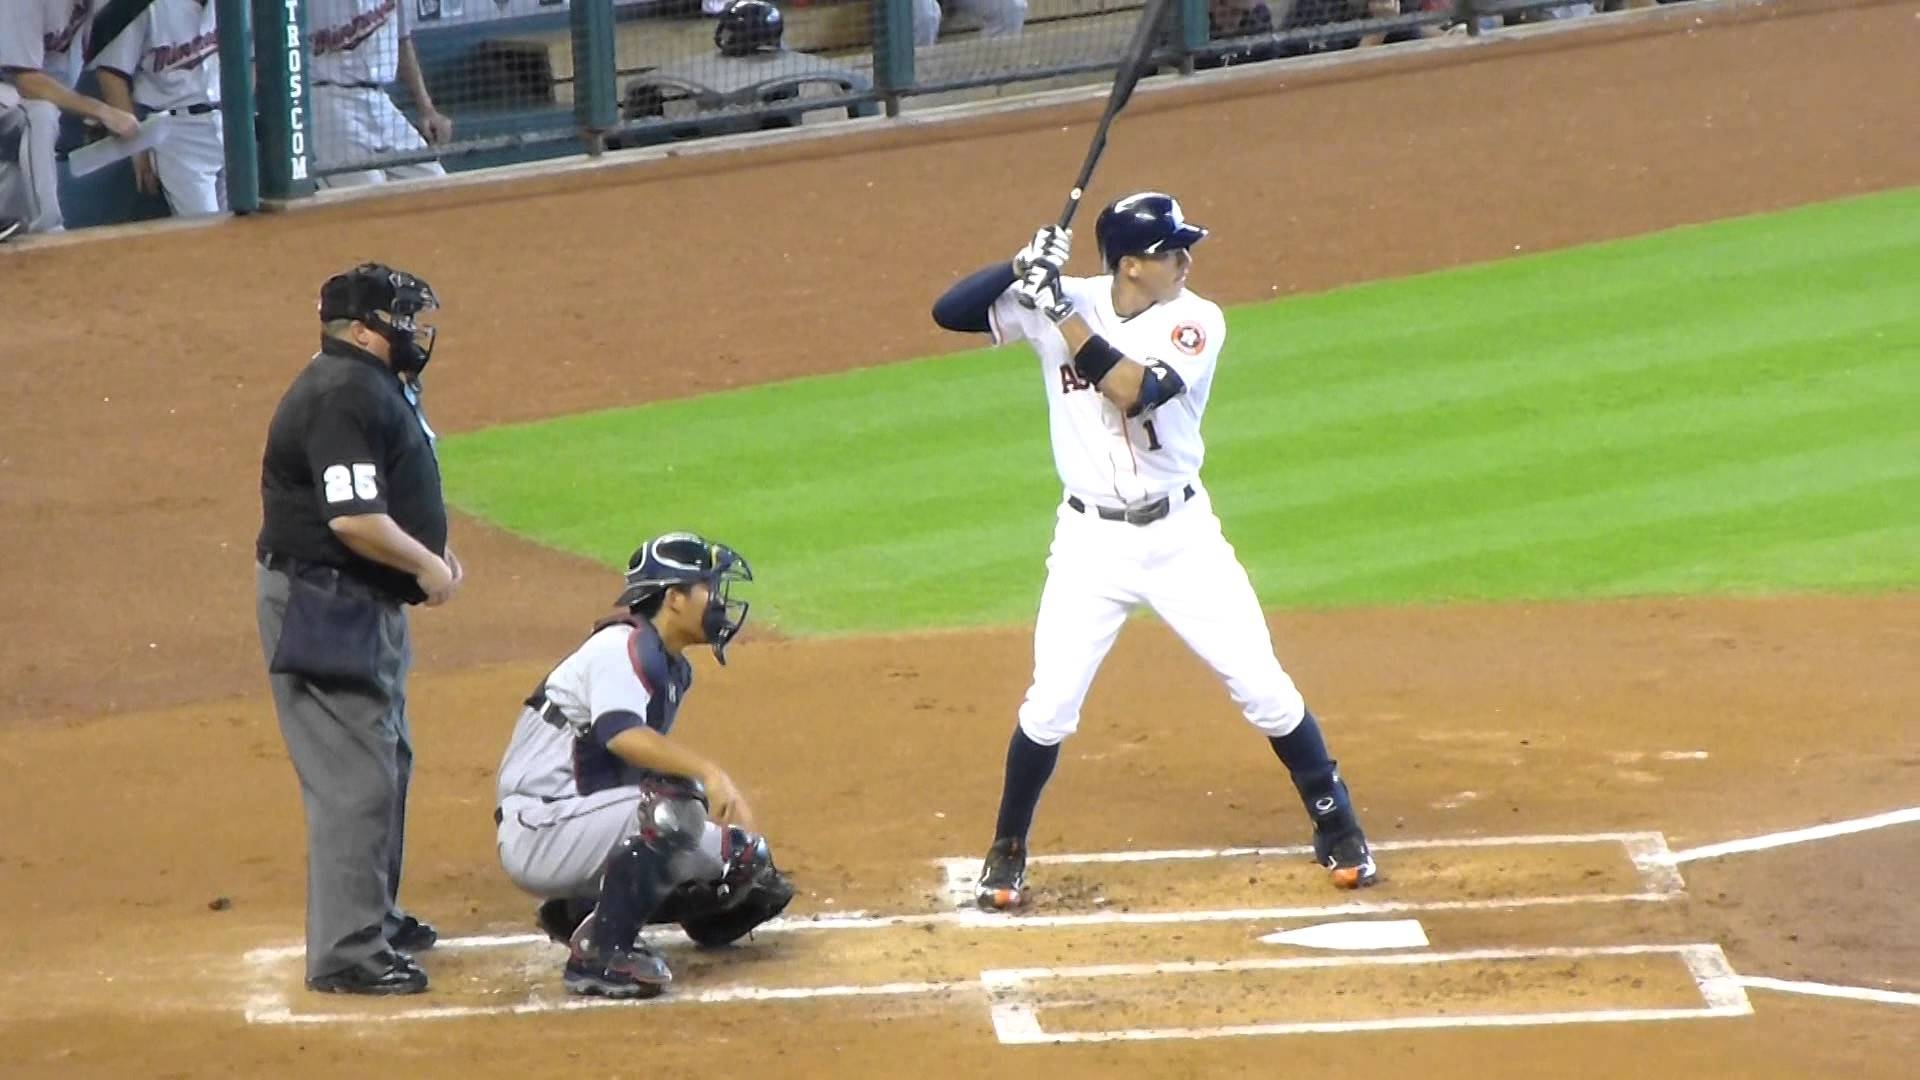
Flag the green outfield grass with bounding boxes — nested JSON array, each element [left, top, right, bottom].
[[441, 187, 1920, 634]]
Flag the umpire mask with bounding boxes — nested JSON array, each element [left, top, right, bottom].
[[319, 263, 442, 377]]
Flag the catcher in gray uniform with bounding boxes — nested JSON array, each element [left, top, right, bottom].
[[494, 532, 793, 998]]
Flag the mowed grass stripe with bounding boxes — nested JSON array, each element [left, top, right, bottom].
[[1256, 437, 1919, 602], [440, 187, 1920, 633], [1221, 360, 1912, 534], [1299, 473, 1920, 606], [1241, 189, 1918, 390]]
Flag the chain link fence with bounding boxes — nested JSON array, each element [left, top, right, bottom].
[[267, 0, 1679, 189]]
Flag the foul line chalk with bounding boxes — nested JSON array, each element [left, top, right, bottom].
[[1736, 977, 1920, 1009], [1662, 807, 1920, 864], [246, 979, 967, 1026]]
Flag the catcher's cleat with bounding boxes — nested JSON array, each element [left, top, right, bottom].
[[562, 942, 673, 1000], [975, 837, 1028, 911], [1314, 827, 1379, 890]]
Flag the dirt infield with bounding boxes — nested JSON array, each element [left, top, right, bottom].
[[3, 1, 1918, 1076]]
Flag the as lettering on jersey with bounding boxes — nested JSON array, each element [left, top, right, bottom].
[[312, 0, 398, 54], [1171, 322, 1206, 356], [1058, 363, 1094, 395]]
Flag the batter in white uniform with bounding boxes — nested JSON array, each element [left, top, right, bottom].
[[494, 533, 792, 999], [306, 0, 452, 186], [1, 0, 139, 235], [91, 0, 226, 217], [931, 192, 1381, 910]]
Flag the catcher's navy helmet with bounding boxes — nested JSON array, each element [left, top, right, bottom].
[[1094, 192, 1209, 271], [617, 532, 754, 663], [715, 0, 783, 56]]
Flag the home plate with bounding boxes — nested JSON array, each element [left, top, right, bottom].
[[1259, 919, 1429, 951]]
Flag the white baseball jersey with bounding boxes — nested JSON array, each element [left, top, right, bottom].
[[0, 0, 93, 88], [91, 0, 219, 111], [990, 276, 1227, 507], [308, 0, 412, 87]]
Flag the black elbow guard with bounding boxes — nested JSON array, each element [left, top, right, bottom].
[[1126, 360, 1187, 418]]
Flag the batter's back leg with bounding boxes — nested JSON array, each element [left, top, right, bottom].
[[1145, 534, 1379, 889]]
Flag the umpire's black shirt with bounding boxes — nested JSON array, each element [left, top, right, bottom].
[[257, 336, 447, 604]]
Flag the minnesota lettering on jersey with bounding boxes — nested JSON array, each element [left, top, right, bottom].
[[312, 0, 396, 54], [46, 0, 90, 54], [151, 31, 218, 72]]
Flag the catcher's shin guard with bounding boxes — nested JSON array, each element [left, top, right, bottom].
[[564, 831, 685, 997]]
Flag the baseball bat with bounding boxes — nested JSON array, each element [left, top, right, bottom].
[[1019, 0, 1177, 304]]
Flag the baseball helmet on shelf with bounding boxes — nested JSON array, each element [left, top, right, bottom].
[[715, 0, 784, 57], [616, 532, 754, 663], [1094, 192, 1209, 271]]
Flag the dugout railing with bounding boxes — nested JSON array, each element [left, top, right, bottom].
[[213, 0, 1665, 207]]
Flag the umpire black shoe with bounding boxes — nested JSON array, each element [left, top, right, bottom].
[[389, 914, 439, 953], [975, 837, 1028, 911], [0, 218, 22, 244], [307, 951, 429, 995]]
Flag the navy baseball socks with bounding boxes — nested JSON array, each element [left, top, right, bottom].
[[976, 728, 1060, 910], [1270, 710, 1379, 889]]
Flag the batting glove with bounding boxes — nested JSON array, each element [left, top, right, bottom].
[[1013, 226, 1072, 276], [1016, 266, 1076, 325]]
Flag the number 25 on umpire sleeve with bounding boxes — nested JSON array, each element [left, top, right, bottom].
[[323, 463, 380, 503]]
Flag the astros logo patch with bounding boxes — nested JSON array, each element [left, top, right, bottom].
[[1171, 322, 1205, 356]]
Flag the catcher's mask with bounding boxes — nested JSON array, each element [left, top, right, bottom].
[[319, 263, 441, 376], [617, 532, 754, 664]]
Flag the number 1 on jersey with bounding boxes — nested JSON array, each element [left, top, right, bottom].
[[1142, 420, 1163, 451]]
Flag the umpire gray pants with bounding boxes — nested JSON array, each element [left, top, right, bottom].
[[256, 564, 415, 981]]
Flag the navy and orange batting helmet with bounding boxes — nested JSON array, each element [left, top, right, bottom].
[[1094, 192, 1209, 271]]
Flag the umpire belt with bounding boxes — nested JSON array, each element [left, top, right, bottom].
[[1067, 484, 1195, 527], [257, 550, 393, 604]]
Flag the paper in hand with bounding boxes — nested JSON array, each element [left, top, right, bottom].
[[67, 114, 173, 178]]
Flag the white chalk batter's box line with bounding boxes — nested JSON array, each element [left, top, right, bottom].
[[934, 830, 1688, 911], [981, 944, 1753, 1044], [241, 831, 1690, 1028], [244, 943, 1758, 1038], [241, 831, 1686, 969], [240, 809, 1920, 1031]]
